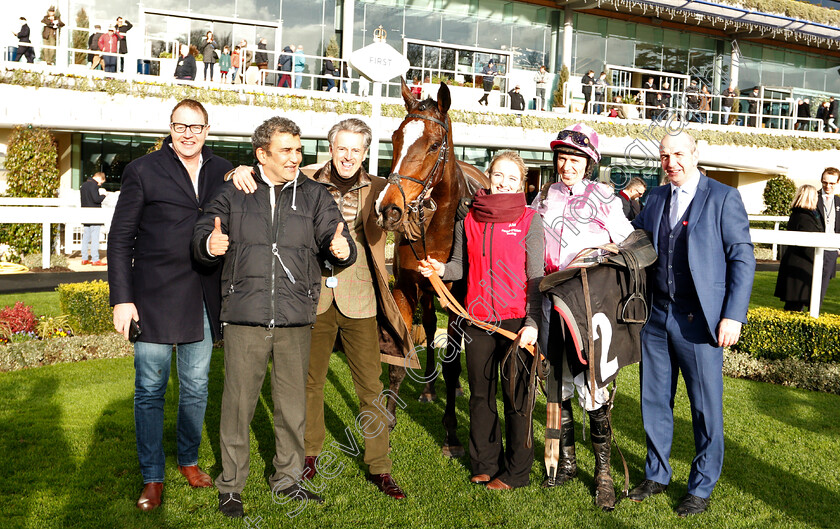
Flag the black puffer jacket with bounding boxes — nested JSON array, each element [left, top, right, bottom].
[[192, 168, 356, 328]]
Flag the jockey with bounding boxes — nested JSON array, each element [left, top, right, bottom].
[[532, 123, 634, 511]]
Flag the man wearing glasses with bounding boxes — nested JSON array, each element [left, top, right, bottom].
[[108, 99, 233, 511], [818, 168, 840, 310]]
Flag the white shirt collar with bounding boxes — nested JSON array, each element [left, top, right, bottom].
[[670, 170, 700, 195]]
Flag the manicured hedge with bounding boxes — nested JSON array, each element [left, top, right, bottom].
[[57, 280, 112, 335], [0, 333, 132, 372], [735, 307, 840, 363]]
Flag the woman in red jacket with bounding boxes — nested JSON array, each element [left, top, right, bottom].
[[419, 151, 544, 490]]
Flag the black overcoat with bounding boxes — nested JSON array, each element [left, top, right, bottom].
[[108, 137, 232, 343], [774, 208, 824, 304]]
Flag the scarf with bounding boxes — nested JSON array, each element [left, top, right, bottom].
[[471, 188, 526, 223]]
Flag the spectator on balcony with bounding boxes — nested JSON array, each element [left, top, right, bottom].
[[747, 87, 760, 127], [98, 26, 119, 73], [774, 184, 823, 312], [174, 44, 197, 81], [88, 24, 103, 70], [478, 59, 498, 106], [231, 46, 240, 83], [508, 85, 525, 112], [13, 17, 34, 63], [410, 77, 422, 98], [322, 54, 336, 91], [617, 177, 647, 221], [255, 38, 268, 71], [684, 80, 701, 122], [580, 69, 595, 113], [201, 31, 217, 82], [277, 45, 293, 88], [80, 171, 109, 266], [657, 81, 672, 119], [534, 65, 548, 111], [828, 97, 839, 133], [644, 77, 657, 119], [115, 17, 132, 73], [699, 85, 712, 123], [294, 45, 305, 89], [721, 84, 736, 125], [594, 71, 608, 114], [795, 98, 811, 131], [40, 6, 64, 66], [817, 168, 840, 309], [219, 46, 231, 83], [340, 60, 350, 93]]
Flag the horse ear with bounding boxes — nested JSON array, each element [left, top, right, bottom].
[[401, 77, 417, 110], [437, 82, 451, 114]]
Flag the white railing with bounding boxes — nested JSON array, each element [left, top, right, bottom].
[[750, 228, 840, 318], [0, 203, 114, 269], [749, 214, 789, 259]]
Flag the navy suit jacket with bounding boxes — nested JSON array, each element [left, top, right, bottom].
[[108, 137, 232, 343], [633, 174, 755, 343]]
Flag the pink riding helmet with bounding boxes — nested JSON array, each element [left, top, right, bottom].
[[549, 123, 601, 163]]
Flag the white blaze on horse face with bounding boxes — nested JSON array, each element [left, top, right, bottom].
[[393, 120, 426, 176], [375, 183, 390, 216]]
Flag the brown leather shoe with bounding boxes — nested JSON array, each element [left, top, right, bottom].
[[178, 465, 213, 488], [301, 456, 317, 481], [367, 473, 406, 499], [136, 482, 163, 511], [470, 474, 491, 485], [486, 478, 513, 490]]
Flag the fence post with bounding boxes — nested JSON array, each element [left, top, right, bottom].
[[42, 222, 51, 269], [772, 221, 780, 260], [809, 248, 825, 318]]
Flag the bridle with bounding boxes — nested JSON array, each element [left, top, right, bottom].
[[386, 112, 449, 261]]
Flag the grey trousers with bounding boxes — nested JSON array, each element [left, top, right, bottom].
[[216, 324, 311, 494]]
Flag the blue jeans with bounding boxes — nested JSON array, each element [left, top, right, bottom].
[[294, 71, 303, 89], [81, 224, 100, 261], [133, 307, 213, 483]]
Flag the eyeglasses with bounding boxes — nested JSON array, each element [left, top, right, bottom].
[[555, 130, 591, 149], [171, 123, 208, 134]]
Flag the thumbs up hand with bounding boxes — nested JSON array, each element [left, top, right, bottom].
[[208, 217, 229, 256], [329, 222, 349, 260]]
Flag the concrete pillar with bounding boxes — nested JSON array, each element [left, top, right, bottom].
[[342, 0, 355, 54], [549, 10, 560, 72], [562, 7, 574, 73], [730, 40, 740, 88]]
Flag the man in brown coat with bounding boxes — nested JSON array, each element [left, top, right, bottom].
[[229, 118, 415, 499]]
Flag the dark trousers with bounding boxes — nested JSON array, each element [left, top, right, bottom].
[[215, 324, 311, 494], [640, 302, 723, 499], [305, 302, 392, 474], [204, 62, 215, 81], [820, 249, 837, 311], [465, 318, 533, 487]]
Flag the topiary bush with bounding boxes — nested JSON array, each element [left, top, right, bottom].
[[0, 126, 60, 261], [0, 333, 132, 372], [762, 175, 796, 216], [734, 307, 840, 363], [58, 281, 112, 335]]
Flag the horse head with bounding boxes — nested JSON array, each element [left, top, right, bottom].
[[375, 78, 453, 232]]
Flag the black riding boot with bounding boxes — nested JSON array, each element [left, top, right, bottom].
[[543, 399, 577, 487], [589, 406, 616, 511]]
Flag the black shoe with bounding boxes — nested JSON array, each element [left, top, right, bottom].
[[218, 492, 244, 518], [279, 483, 324, 504], [627, 479, 668, 502], [676, 494, 709, 516]]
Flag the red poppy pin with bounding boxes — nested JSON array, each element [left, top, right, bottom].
[[682, 220, 688, 226]]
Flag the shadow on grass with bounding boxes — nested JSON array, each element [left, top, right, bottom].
[[0, 376, 76, 527], [611, 381, 840, 526]]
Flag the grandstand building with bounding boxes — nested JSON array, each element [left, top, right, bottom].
[[2, 0, 840, 230]]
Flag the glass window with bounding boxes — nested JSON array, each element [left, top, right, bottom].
[[282, 0, 329, 57], [634, 26, 662, 71], [573, 32, 605, 76], [355, 2, 403, 49], [512, 25, 546, 70], [441, 14, 477, 47], [404, 7, 442, 42], [606, 35, 634, 69], [477, 19, 512, 51]]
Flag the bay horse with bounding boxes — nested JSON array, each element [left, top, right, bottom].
[[376, 79, 489, 457]]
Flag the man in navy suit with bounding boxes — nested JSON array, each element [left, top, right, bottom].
[[817, 168, 840, 311], [629, 131, 755, 516], [108, 99, 233, 511]]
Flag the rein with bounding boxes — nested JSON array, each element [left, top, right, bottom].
[[387, 112, 450, 261]]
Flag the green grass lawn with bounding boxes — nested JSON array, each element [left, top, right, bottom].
[[1, 272, 840, 527], [1, 349, 839, 528], [0, 291, 63, 318]]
